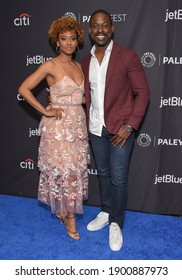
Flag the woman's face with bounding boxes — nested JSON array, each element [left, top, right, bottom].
[[57, 30, 78, 55]]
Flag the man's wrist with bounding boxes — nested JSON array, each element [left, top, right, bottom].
[[124, 124, 133, 132]]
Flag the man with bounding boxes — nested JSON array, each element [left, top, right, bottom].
[[81, 9, 150, 251]]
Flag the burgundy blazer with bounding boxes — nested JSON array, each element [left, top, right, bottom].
[[81, 42, 150, 134]]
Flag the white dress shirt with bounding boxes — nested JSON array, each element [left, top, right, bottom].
[[89, 40, 113, 136]]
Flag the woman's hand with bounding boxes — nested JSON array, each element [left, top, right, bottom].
[[44, 107, 64, 119]]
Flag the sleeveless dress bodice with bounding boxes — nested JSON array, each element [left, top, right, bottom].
[[50, 75, 84, 106]]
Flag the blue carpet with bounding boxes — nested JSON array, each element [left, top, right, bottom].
[[0, 194, 182, 260]]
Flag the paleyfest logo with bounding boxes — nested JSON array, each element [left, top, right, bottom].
[[82, 13, 127, 23], [64, 11, 127, 23], [14, 13, 31, 26]]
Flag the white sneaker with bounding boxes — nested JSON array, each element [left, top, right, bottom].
[[109, 222, 123, 251], [87, 211, 109, 231]]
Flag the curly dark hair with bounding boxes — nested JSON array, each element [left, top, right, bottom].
[[48, 16, 84, 46]]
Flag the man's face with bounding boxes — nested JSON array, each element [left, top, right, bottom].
[[89, 12, 114, 47]]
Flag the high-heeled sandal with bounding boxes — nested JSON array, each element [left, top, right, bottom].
[[66, 215, 80, 240], [56, 212, 80, 240]]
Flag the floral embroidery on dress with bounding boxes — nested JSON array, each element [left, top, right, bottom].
[[37, 76, 90, 217]]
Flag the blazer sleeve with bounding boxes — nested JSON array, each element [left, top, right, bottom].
[[124, 50, 150, 130]]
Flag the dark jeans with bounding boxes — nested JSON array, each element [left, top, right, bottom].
[[89, 126, 135, 228]]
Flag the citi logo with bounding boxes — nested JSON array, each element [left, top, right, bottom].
[[14, 13, 30, 26], [17, 93, 24, 101], [20, 158, 35, 169]]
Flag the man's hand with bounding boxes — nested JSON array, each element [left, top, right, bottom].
[[112, 124, 132, 147]]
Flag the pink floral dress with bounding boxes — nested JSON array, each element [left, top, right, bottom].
[[37, 60, 89, 217]]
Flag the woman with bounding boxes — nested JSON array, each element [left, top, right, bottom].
[[18, 16, 90, 240]]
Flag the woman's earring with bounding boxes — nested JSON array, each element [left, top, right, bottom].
[[75, 46, 79, 53], [56, 46, 60, 54]]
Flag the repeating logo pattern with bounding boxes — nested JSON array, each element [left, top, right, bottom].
[[3, 4, 182, 213]]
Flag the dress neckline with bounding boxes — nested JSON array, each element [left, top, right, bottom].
[[51, 58, 84, 87], [49, 75, 84, 89]]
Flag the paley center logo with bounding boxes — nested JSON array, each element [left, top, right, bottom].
[[14, 13, 30, 26], [64, 12, 77, 19], [141, 52, 182, 67], [137, 133, 182, 147], [141, 52, 156, 68], [20, 158, 35, 169], [137, 133, 152, 147], [165, 9, 182, 22]]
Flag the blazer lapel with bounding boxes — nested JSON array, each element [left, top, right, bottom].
[[106, 43, 121, 88]]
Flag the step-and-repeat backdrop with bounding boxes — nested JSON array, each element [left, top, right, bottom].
[[1, 0, 182, 215]]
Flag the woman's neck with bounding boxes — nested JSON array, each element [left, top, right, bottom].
[[57, 54, 73, 64]]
